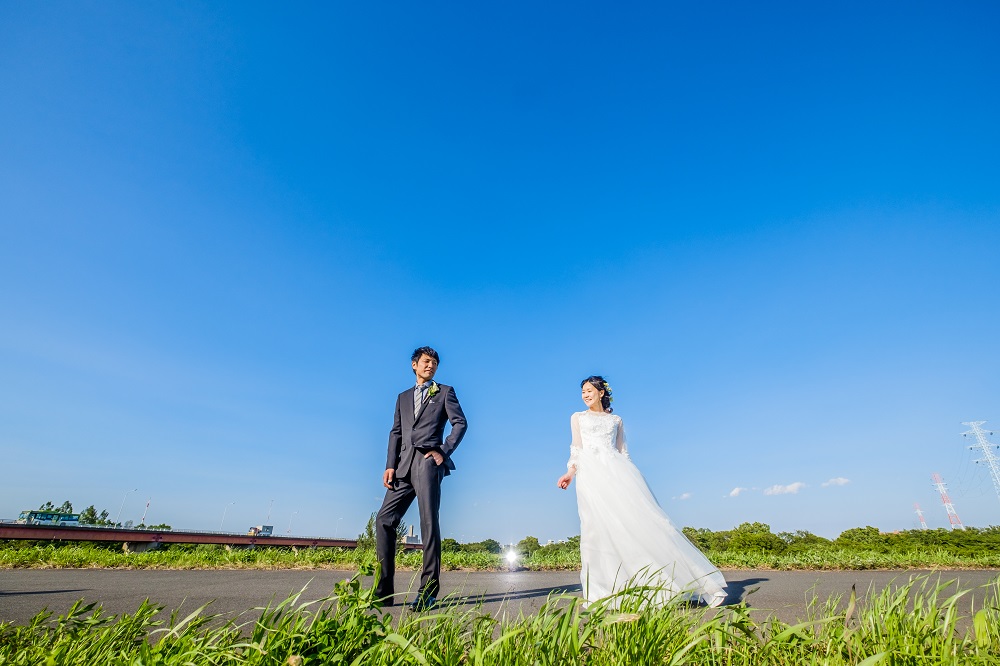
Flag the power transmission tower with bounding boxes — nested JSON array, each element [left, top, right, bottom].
[[931, 473, 964, 530], [914, 502, 928, 530], [962, 421, 1000, 507]]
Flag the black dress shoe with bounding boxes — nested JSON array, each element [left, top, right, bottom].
[[407, 595, 437, 611]]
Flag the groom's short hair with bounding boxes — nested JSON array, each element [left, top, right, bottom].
[[411, 346, 440, 365]]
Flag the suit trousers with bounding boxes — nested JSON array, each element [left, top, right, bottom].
[[374, 454, 444, 601]]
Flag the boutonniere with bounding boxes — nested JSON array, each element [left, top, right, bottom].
[[427, 382, 440, 398]]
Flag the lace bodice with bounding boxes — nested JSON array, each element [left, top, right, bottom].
[[567, 410, 629, 473]]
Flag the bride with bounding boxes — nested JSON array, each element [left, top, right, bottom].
[[557, 376, 727, 607]]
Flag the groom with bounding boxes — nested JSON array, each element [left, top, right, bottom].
[[374, 346, 467, 610]]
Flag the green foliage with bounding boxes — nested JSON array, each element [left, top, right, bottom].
[[728, 522, 787, 553], [836, 526, 887, 549], [880, 526, 1000, 557], [683, 522, 790, 554], [355, 512, 407, 551], [356, 513, 377, 550], [442, 538, 504, 554], [523, 537, 580, 569], [467, 538, 502, 554], [36, 500, 75, 513], [79, 505, 112, 526], [1, 573, 998, 664], [535, 536, 578, 555], [683, 526, 728, 551], [516, 535, 541, 556], [778, 530, 832, 552]]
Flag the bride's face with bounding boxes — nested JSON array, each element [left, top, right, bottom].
[[581, 382, 605, 410]]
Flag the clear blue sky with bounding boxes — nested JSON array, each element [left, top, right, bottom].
[[2, 2, 999, 542]]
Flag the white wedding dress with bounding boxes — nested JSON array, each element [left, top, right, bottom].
[[567, 410, 727, 607]]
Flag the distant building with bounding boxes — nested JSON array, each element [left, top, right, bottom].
[[404, 524, 421, 545]]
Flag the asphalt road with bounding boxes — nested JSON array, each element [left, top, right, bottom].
[[1, 568, 998, 628]]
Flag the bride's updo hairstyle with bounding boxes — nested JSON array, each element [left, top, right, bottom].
[[581, 375, 613, 413]]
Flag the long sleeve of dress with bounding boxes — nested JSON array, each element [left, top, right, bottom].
[[567, 412, 582, 475], [615, 416, 630, 460]]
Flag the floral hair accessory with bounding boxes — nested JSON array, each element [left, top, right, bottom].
[[428, 382, 440, 398], [604, 382, 614, 402]]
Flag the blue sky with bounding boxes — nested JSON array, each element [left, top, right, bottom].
[[2, 2, 999, 542]]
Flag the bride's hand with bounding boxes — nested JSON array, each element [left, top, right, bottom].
[[557, 473, 573, 490]]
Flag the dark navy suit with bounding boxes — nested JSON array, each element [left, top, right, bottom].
[[375, 382, 467, 601]]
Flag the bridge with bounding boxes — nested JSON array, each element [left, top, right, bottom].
[[0, 523, 421, 550]]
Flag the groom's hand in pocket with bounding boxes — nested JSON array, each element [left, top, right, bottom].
[[424, 451, 444, 466]]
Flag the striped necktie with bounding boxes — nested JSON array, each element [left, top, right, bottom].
[[414, 383, 429, 417]]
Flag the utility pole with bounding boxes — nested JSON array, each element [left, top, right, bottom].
[[931, 473, 964, 530], [914, 502, 928, 530], [221, 501, 235, 531], [962, 421, 1000, 507], [115, 488, 137, 526]]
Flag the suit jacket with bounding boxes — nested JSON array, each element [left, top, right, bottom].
[[386, 383, 467, 477]]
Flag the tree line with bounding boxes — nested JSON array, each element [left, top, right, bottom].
[[683, 522, 1000, 555], [34, 501, 171, 530], [423, 522, 1000, 556]]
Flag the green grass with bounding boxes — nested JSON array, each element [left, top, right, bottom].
[[0, 542, 505, 571], [4, 540, 1000, 571], [706, 546, 1000, 570], [1, 573, 998, 664]]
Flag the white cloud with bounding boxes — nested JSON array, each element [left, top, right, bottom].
[[822, 477, 850, 487], [728, 487, 748, 497], [675, 492, 693, 501], [763, 482, 806, 496]]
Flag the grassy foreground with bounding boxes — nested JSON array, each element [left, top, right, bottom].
[[1, 573, 998, 664], [3, 541, 1000, 571]]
